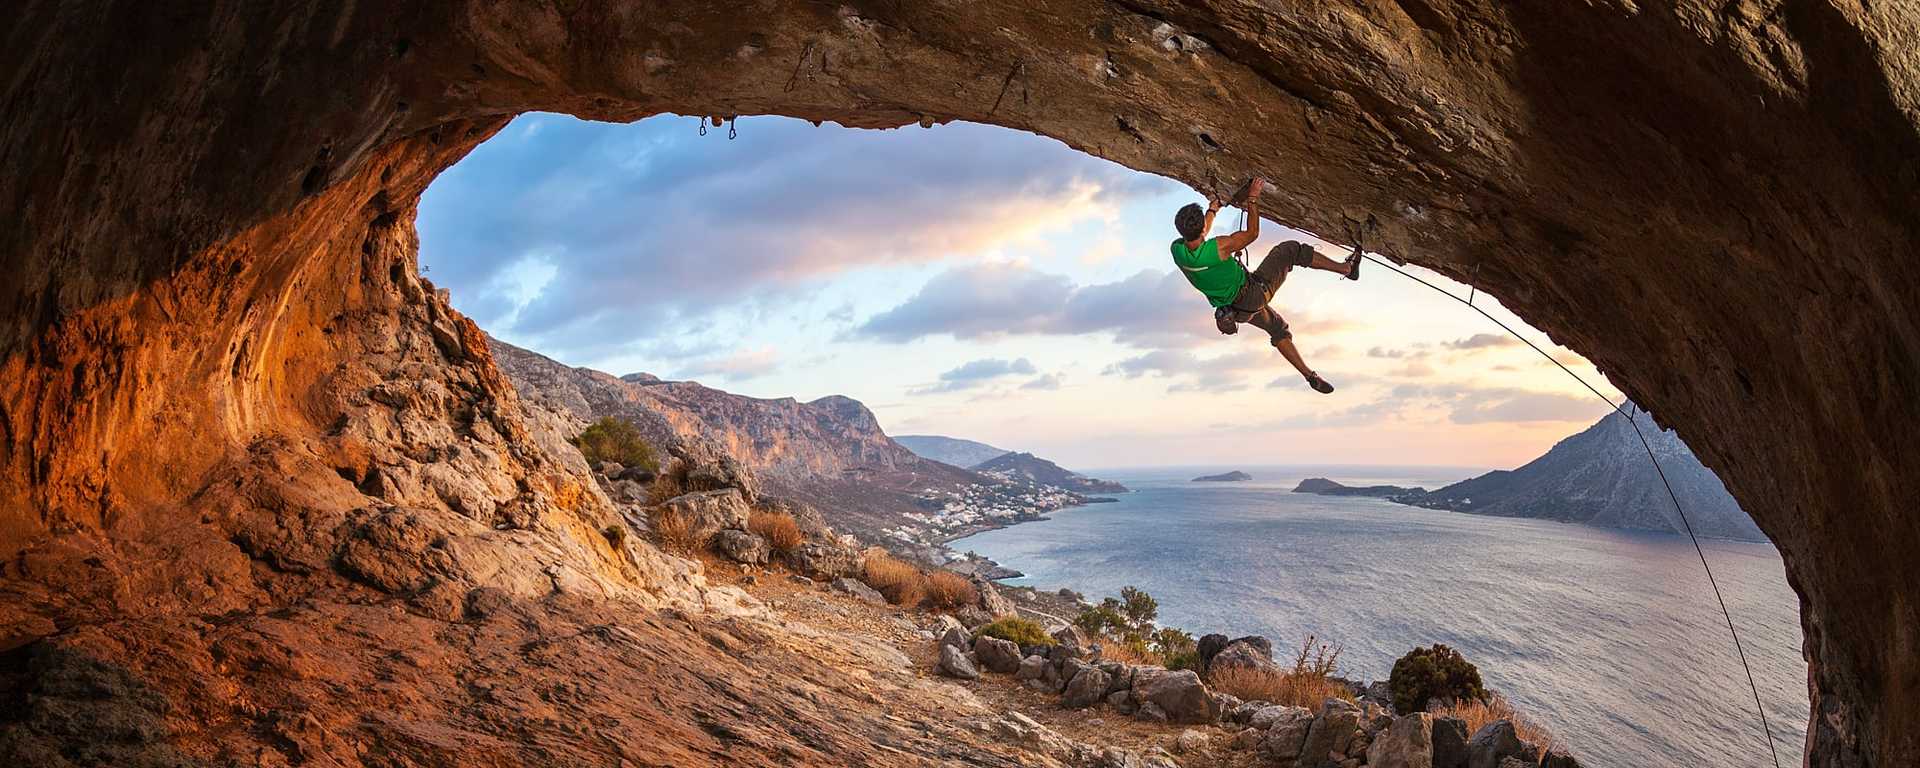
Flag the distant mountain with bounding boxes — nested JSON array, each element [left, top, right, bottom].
[[490, 339, 978, 539], [1193, 471, 1252, 482], [972, 452, 1128, 494], [895, 435, 1010, 468], [1405, 408, 1766, 541], [1293, 478, 1425, 499], [488, 339, 1099, 546]]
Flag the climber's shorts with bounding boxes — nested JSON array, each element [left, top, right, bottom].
[[1222, 241, 1314, 343]]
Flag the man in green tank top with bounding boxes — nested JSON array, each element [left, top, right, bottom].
[[1171, 178, 1360, 394]]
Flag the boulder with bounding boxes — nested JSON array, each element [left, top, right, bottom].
[[1230, 727, 1263, 750], [1251, 705, 1312, 730], [657, 489, 750, 541], [1540, 748, 1582, 768], [1197, 633, 1231, 664], [1260, 707, 1316, 763], [1015, 655, 1049, 680], [1228, 699, 1271, 724], [936, 644, 978, 679], [1432, 716, 1472, 768], [1135, 702, 1169, 723], [1140, 669, 1217, 724], [1366, 713, 1434, 768], [684, 455, 757, 500], [614, 464, 656, 484], [1173, 729, 1210, 754], [1050, 625, 1089, 658], [1097, 661, 1135, 695], [594, 461, 624, 477], [1106, 690, 1136, 714], [1209, 636, 1279, 674], [830, 577, 885, 604], [936, 616, 970, 651], [1496, 760, 1532, 768], [973, 636, 1022, 674], [1466, 720, 1525, 768], [784, 541, 860, 579], [712, 529, 768, 564], [954, 604, 994, 628], [1062, 666, 1112, 709], [606, 478, 648, 504], [974, 577, 1016, 617], [1128, 666, 1169, 704], [1213, 692, 1241, 719], [1300, 698, 1364, 767]]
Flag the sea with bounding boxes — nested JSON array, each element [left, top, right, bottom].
[[950, 465, 1808, 768]]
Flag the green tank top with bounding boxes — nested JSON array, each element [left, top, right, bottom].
[[1171, 238, 1245, 308]]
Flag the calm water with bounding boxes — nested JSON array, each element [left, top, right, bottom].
[[952, 466, 1807, 768]]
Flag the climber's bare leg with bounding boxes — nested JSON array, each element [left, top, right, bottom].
[[1305, 251, 1350, 274], [1273, 337, 1313, 378]]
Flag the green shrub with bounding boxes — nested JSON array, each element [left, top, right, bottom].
[[977, 616, 1055, 647], [572, 416, 658, 471], [1388, 644, 1487, 713]]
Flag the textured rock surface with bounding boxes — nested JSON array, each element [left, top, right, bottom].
[[2, 2, 1918, 766]]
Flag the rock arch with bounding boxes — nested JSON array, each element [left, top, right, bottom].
[[2, 2, 1916, 765]]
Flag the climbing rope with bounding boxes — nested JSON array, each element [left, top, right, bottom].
[[1354, 249, 1785, 768]]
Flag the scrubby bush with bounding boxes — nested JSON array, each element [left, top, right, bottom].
[[860, 550, 928, 607], [646, 459, 692, 506], [922, 570, 978, 610], [748, 509, 804, 553], [572, 417, 657, 471], [1389, 644, 1487, 714], [648, 505, 698, 553], [976, 616, 1055, 647], [1437, 691, 1555, 750], [1208, 635, 1353, 708], [1075, 585, 1179, 663]]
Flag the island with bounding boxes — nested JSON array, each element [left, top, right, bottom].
[[1192, 470, 1252, 482], [1292, 477, 1427, 500]]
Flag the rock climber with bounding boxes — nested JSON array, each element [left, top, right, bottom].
[[1170, 177, 1361, 394]]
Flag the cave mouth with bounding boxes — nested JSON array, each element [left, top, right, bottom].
[[4, 3, 1917, 766], [419, 111, 1810, 765]]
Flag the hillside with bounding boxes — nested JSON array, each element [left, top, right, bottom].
[[1407, 408, 1765, 541], [488, 339, 1092, 547], [971, 452, 1128, 494], [896, 435, 1011, 468]]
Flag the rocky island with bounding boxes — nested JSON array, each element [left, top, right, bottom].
[[1292, 477, 1427, 500], [1193, 471, 1253, 482]]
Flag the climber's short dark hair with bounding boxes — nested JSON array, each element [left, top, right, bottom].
[[1175, 203, 1205, 241]]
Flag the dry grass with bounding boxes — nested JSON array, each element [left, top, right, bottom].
[[1209, 635, 1355, 709], [1097, 641, 1162, 666], [748, 509, 805, 553], [1436, 692, 1555, 750], [922, 570, 978, 610], [645, 460, 692, 506], [648, 505, 699, 553], [861, 550, 928, 607], [1210, 665, 1355, 709]]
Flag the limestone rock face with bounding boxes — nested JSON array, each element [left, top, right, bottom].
[[3, 2, 1920, 766]]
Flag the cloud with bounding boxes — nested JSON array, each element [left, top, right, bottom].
[[913, 357, 1042, 394], [418, 113, 1165, 362], [855, 262, 1355, 352], [1022, 373, 1064, 390], [1392, 383, 1606, 424], [1368, 346, 1428, 359], [674, 346, 781, 381], [1105, 349, 1279, 392], [1443, 333, 1520, 350]]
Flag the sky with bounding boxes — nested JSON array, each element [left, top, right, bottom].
[[418, 113, 1621, 471]]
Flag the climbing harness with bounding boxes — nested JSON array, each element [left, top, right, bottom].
[[1355, 247, 1786, 768]]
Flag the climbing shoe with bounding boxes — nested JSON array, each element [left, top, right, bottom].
[[1306, 372, 1335, 394], [1345, 253, 1362, 281]]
